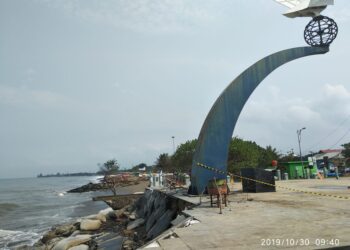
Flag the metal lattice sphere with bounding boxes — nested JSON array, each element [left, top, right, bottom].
[[304, 15, 338, 47]]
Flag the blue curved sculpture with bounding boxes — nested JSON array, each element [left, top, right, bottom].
[[190, 46, 329, 194]]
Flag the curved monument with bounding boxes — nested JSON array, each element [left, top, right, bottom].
[[190, 46, 329, 194]]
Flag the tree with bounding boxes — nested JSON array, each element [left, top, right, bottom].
[[172, 139, 197, 173], [155, 153, 172, 172], [98, 159, 120, 196], [279, 148, 299, 162], [227, 137, 280, 174], [342, 142, 350, 158], [342, 142, 350, 167], [131, 163, 147, 172], [99, 159, 119, 175], [258, 145, 280, 167], [228, 137, 262, 174]]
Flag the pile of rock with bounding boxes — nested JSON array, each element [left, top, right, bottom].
[[67, 182, 107, 193], [29, 189, 191, 250], [33, 208, 118, 250]]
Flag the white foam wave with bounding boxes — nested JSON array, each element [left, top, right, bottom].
[[89, 175, 104, 183], [0, 229, 40, 249]]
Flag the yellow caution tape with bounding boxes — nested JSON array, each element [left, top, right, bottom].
[[196, 162, 350, 200]]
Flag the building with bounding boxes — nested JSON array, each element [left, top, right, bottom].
[[313, 149, 345, 170]]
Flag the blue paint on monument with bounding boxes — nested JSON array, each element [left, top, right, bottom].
[[190, 46, 329, 194]]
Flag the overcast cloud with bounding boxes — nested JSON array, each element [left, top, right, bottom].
[[1, 0, 350, 178]]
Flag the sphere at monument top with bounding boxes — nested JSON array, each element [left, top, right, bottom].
[[304, 15, 338, 47]]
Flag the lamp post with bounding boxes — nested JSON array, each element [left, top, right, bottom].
[[171, 136, 175, 154], [297, 127, 306, 178]]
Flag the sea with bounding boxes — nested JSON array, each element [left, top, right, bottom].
[[0, 176, 110, 249]]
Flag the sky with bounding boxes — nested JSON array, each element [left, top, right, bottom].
[[1, 0, 350, 178]]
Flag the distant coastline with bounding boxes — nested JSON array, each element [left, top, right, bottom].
[[37, 172, 99, 178]]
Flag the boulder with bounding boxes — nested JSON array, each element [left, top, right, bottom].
[[98, 207, 113, 216], [55, 224, 77, 237], [122, 239, 134, 250], [96, 213, 107, 223], [70, 231, 81, 237], [115, 208, 127, 219], [127, 218, 145, 230], [67, 244, 89, 250], [80, 219, 102, 231], [122, 229, 134, 238], [84, 214, 97, 219], [47, 237, 64, 250], [52, 235, 91, 250], [41, 230, 57, 244], [67, 182, 105, 193], [84, 213, 106, 223], [128, 213, 136, 220], [106, 211, 117, 220]]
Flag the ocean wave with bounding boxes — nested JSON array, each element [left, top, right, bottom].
[[0, 229, 39, 249], [0, 203, 19, 216]]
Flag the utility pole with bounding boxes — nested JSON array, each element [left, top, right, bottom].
[[172, 136, 175, 154], [297, 127, 306, 178]]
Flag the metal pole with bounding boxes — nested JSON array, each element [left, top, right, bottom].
[[297, 127, 306, 178], [172, 136, 175, 154]]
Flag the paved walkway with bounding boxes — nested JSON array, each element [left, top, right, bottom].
[[146, 178, 350, 249]]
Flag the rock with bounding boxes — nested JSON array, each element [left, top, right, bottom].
[[80, 219, 102, 231], [123, 239, 134, 250], [115, 208, 128, 219], [70, 231, 81, 237], [67, 244, 89, 250], [123, 229, 134, 237], [55, 224, 77, 237], [84, 213, 106, 223], [41, 230, 57, 244], [127, 218, 145, 230], [107, 211, 117, 220], [128, 213, 136, 220], [94, 233, 124, 249], [67, 182, 106, 193], [52, 235, 91, 250], [84, 214, 96, 219], [96, 213, 107, 223], [98, 207, 113, 216], [47, 237, 64, 250]]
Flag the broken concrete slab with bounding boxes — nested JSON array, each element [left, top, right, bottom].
[[147, 209, 176, 240], [127, 218, 145, 230]]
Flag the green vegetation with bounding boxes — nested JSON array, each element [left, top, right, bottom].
[[155, 153, 172, 172], [97, 159, 119, 175], [228, 137, 279, 174], [342, 142, 350, 158], [342, 142, 350, 167], [155, 137, 280, 174]]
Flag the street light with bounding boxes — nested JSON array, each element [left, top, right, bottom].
[[297, 127, 306, 178], [171, 136, 175, 154]]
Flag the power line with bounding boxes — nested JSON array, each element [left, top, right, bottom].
[[327, 127, 350, 149], [304, 113, 350, 152]]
